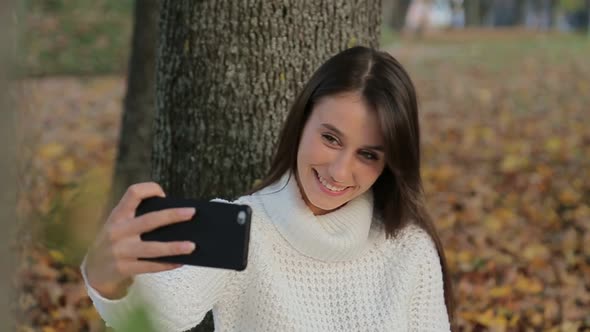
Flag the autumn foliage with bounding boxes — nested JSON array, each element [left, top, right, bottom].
[[15, 32, 590, 331]]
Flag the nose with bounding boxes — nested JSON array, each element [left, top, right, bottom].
[[328, 152, 354, 184]]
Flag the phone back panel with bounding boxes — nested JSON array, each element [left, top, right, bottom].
[[136, 197, 252, 271]]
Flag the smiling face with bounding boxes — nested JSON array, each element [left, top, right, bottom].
[[295, 92, 387, 215]]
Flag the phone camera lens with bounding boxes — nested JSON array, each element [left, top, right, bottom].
[[237, 211, 246, 225]]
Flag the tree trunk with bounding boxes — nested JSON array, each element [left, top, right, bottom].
[[515, 0, 527, 26], [465, 1, 481, 26], [154, 1, 381, 330], [384, 0, 412, 30], [111, 0, 160, 204]]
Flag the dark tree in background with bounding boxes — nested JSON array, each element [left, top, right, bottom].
[[153, 1, 382, 330], [383, 0, 411, 30], [464, 0, 490, 26], [111, 0, 160, 203]]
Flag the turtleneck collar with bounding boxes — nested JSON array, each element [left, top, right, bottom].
[[255, 172, 385, 262]]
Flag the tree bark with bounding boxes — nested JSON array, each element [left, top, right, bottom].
[[111, 0, 160, 204], [154, 1, 382, 330]]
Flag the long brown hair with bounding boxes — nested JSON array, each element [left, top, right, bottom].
[[247, 46, 454, 324]]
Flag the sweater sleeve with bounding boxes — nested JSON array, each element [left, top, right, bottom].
[[80, 197, 240, 331], [407, 230, 451, 332], [81, 257, 235, 331]]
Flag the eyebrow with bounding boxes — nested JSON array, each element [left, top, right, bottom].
[[321, 123, 385, 152]]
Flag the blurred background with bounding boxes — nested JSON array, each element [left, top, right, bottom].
[[8, 0, 590, 331]]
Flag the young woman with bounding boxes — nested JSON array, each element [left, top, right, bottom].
[[83, 46, 454, 331]]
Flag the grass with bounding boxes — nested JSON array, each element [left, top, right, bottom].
[[20, 0, 133, 76], [389, 29, 590, 76]]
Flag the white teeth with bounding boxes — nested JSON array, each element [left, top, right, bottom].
[[315, 171, 347, 192]]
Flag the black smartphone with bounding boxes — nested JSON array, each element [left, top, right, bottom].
[[135, 197, 252, 271]]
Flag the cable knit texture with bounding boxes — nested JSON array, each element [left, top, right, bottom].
[[82, 173, 450, 331]]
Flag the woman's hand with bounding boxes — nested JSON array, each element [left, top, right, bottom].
[[84, 182, 196, 299]]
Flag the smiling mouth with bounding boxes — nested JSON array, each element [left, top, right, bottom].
[[313, 169, 350, 193]]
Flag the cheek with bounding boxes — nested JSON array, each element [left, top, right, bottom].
[[298, 132, 325, 165], [359, 164, 385, 188]]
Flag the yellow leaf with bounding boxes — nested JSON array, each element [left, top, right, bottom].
[[50, 309, 60, 318], [445, 249, 457, 269], [508, 313, 520, 327], [17, 325, 36, 332], [561, 320, 582, 331], [522, 243, 550, 261], [58, 157, 76, 174], [484, 215, 502, 232], [49, 249, 64, 263], [439, 214, 456, 230], [39, 196, 52, 215], [457, 250, 473, 264], [492, 208, 516, 221], [489, 285, 511, 298], [544, 137, 562, 153], [79, 307, 101, 321], [530, 312, 543, 326], [559, 189, 580, 206], [544, 301, 559, 322], [474, 308, 507, 329], [500, 154, 528, 173], [38, 143, 65, 159], [515, 275, 543, 294], [431, 164, 457, 184]]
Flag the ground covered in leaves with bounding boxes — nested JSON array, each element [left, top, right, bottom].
[[16, 32, 590, 331]]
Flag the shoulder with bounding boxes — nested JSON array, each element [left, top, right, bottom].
[[396, 224, 438, 254], [381, 223, 442, 272]]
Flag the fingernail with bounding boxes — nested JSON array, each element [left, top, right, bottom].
[[183, 242, 196, 252], [178, 208, 195, 217]]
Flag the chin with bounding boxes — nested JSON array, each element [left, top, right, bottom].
[[308, 187, 354, 210]]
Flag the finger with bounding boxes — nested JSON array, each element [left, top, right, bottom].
[[116, 237, 196, 259], [118, 207, 196, 237], [111, 182, 166, 222], [116, 259, 183, 276]]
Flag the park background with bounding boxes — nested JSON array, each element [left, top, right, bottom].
[[3, 0, 589, 331]]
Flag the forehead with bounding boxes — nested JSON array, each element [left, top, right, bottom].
[[309, 93, 383, 145]]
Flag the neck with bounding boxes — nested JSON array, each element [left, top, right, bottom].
[[255, 172, 385, 261]]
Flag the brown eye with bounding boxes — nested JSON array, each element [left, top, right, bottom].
[[322, 134, 339, 145], [360, 151, 378, 161]]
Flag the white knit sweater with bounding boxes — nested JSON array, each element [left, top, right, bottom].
[[82, 173, 450, 331]]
